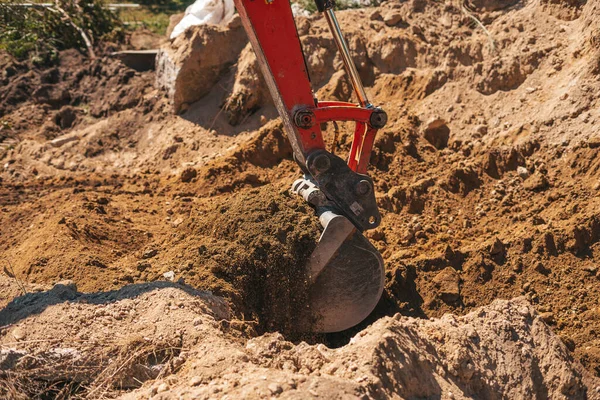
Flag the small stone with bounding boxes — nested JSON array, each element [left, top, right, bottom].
[[259, 115, 268, 126], [190, 376, 202, 386], [423, 118, 450, 149], [489, 237, 505, 255], [539, 312, 555, 324], [12, 328, 26, 341], [525, 87, 537, 94], [163, 271, 176, 281], [523, 173, 549, 192], [157, 383, 170, 393], [383, 12, 402, 26], [369, 10, 382, 20], [433, 267, 460, 303], [532, 216, 545, 225], [268, 383, 283, 395], [475, 125, 488, 136], [54, 279, 77, 291], [517, 166, 530, 179], [180, 167, 197, 183], [584, 266, 598, 274], [142, 249, 158, 259]]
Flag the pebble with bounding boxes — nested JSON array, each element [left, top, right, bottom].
[[12, 327, 25, 341], [268, 383, 283, 395], [142, 249, 158, 259], [189, 376, 202, 386], [489, 237, 505, 255], [369, 10, 382, 20], [383, 12, 402, 26], [517, 166, 530, 179], [156, 383, 170, 393], [163, 271, 176, 281], [539, 312, 555, 324]]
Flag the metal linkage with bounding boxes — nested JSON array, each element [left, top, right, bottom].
[[323, 9, 370, 107]]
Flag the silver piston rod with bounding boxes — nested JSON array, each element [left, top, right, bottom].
[[323, 9, 370, 107]]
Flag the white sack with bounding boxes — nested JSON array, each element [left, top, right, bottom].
[[170, 0, 235, 40]]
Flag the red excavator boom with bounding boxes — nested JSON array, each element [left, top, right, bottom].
[[234, 0, 388, 332]]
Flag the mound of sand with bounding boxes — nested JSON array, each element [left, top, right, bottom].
[[1, 280, 598, 398]]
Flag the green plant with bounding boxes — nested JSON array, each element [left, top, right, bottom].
[[0, 0, 121, 63]]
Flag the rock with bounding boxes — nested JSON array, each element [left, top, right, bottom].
[[157, 383, 170, 393], [517, 166, 530, 179], [163, 271, 176, 281], [268, 383, 284, 395], [11, 327, 26, 341], [532, 215, 545, 225], [50, 133, 79, 148], [137, 262, 151, 272], [523, 173, 549, 191], [539, 312, 555, 324], [475, 124, 488, 136], [370, 10, 382, 20], [156, 23, 248, 114], [423, 118, 450, 150], [180, 167, 197, 183], [433, 267, 461, 303], [383, 12, 403, 26], [489, 237, 505, 255], [583, 266, 598, 274], [190, 376, 202, 386], [50, 280, 78, 300], [142, 249, 158, 259], [54, 279, 77, 291]]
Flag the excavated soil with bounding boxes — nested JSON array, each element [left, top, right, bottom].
[[2, 0, 600, 398]]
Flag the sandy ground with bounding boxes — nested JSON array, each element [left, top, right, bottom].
[[2, 0, 600, 397]]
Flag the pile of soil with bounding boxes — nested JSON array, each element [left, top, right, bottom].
[[1, 284, 598, 398], [2, 0, 600, 397]]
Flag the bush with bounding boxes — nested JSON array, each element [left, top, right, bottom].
[[0, 0, 121, 63]]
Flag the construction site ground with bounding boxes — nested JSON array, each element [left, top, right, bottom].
[[1, 0, 600, 398]]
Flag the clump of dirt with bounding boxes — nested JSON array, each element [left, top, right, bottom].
[[183, 185, 321, 336]]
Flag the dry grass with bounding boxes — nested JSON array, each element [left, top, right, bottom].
[[0, 336, 183, 399]]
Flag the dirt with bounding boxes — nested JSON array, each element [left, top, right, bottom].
[[2, 0, 600, 397]]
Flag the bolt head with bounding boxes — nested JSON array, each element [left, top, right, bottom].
[[312, 154, 331, 173], [356, 180, 372, 196]]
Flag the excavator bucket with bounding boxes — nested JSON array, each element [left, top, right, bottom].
[[305, 211, 384, 333]]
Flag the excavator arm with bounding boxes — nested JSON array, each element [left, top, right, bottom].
[[234, 0, 388, 332]]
